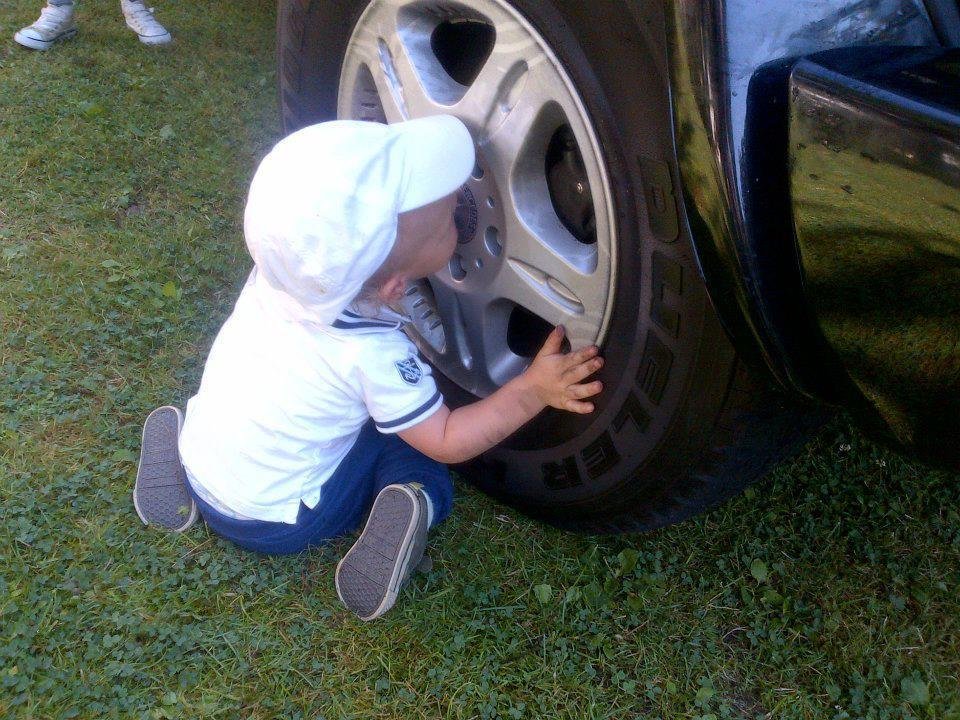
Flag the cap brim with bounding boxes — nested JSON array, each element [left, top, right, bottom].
[[392, 115, 476, 212]]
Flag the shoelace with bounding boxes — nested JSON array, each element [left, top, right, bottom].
[[34, 5, 72, 33], [124, 4, 164, 33]]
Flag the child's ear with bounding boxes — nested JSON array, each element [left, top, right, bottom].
[[377, 274, 407, 303]]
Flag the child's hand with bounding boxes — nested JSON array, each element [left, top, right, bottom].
[[524, 326, 603, 414], [401, 325, 603, 463]]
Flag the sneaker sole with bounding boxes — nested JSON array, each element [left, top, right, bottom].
[[132, 406, 197, 532], [135, 32, 172, 45], [14, 27, 77, 51], [335, 485, 427, 621], [124, 17, 172, 45]]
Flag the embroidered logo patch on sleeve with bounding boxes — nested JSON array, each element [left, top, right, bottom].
[[395, 357, 422, 385]]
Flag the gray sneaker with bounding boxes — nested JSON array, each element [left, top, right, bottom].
[[13, 3, 77, 51], [132, 406, 197, 532], [335, 483, 430, 621]]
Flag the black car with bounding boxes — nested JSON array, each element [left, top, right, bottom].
[[275, 0, 960, 531]]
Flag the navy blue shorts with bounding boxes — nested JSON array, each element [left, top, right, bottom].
[[187, 422, 453, 555]]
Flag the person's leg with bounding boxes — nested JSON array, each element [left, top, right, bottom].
[[13, 1, 77, 51], [369, 432, 454, 528], [188, 488, 312, 555], [335, 430, 453, 620], [186, 422, 392, 555], [120, 0, 171, 45]]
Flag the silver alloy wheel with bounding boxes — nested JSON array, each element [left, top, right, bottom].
[[338, 0, 616, 397]]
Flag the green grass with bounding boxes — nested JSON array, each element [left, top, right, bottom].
[[2, 2, 959, 718]]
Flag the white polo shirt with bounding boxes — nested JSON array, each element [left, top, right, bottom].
[[178, 272, 443, 524]]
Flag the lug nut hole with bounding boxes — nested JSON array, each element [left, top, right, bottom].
[[484, 226, 502, 257], [449, 254, 466, 281]]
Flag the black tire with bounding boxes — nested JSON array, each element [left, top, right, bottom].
[[276, 0, 824, 533]]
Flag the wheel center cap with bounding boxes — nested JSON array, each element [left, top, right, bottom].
[[455, 185, 479, 245], [445, 150, 505, 288]]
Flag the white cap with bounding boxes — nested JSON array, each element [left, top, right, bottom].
[[243, 116, 475, 325]]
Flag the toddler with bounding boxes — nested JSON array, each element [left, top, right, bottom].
[[132, 116, 604, 620]]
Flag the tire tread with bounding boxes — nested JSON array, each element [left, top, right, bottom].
[[557, 361, 826, 534]]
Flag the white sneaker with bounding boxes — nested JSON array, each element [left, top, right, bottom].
[[120, 0, 171, 45], [13, 3, 77, 51]]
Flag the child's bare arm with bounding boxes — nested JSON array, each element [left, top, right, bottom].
[[398, 326, 603, 464]]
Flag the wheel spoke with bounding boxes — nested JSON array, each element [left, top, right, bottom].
[[429, 282, 518, 395], [389, 30, 450, 117], [347, 4, 446, 120], [464, 67, 552, 190], [458, 288, 524, 391], [372, 39, 435, 118], [361, 56, 407, 123], [341, 16, 407, 122], [428, 281, 474, 371], [491, 215, 606, 344], [454, 16, 543, 133], [504, 203, 601, 299]]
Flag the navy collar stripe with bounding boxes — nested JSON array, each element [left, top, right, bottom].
[[331, 319, 399, 330], [334, 315, 395, 325]]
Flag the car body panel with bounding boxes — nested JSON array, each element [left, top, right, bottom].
[[790, 48, 960, 464], [666, 0, 960, 464], [666, 0, 942, 396]]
